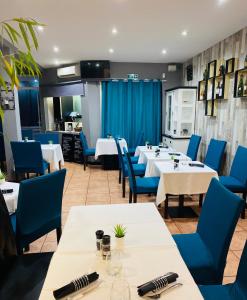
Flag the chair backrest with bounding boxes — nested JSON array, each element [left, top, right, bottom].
[[123, 147, 137, 193], [0, 192, 17, 282], [135, 131, 145, 147], [79, 132, 89, 151], [197, 178, 244, 283], [204, 138, 227, 172], [11, 141, 44, 169], [230, 146, 247, 187], [186, 134, 201, 161], [235, 240, 247, 296], [16, 169, 66, 249], [34, 133, 59, 144], [114, 138, 124, 171], [21, 129, 33, 140]]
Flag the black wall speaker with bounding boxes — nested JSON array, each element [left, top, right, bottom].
[[186, 64, 193, 81]]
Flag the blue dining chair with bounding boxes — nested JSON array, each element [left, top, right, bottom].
[[123, 147, 159, 203], [0, 190, 53, 300], [204, 138, 227, 173], [11, 141, 50, 181], [173, 178, 244, 285], [199, 240, 247, 300], [21, 129, 33, 140], [128, 131, 145, 156], [10, 169, 66, 254], [79, 132, 95, 170], [186, 134, 201, 161], [220, 145, 247, 219], [115, 138, 146, 197], [34, 132, 59, 144]]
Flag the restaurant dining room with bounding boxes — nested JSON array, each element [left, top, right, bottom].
[[1, 0, 247, 299]]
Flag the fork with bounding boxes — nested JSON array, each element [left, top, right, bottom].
[[145, 282, 183, 299]]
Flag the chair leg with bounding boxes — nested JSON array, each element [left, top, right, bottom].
[[119, 169, 121, 184], [199, 194, 204, 207], [26, 173, 29, 179], [24, 244, 30, 252], [241, 193, 246, 219], [122, 177, 126, 198], [83, 156, 87, 171], [15, 171, 18, 182], [56, 227, 62, 243], [133, 193, 137, 203], [164, 195, 169, 219], [48, 163, 51, 173], [129, 190, 132, 204]]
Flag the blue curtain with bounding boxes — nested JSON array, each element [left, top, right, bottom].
[[102, 80, 161, 148]]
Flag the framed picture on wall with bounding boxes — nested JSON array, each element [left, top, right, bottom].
[[0, 83, 15, 110]]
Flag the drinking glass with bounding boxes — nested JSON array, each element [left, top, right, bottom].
[[110, 277, 131, 300], [106, 251, 122, 276]]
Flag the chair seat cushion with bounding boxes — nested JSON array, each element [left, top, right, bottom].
[[128, 147, 136, 156], [123, 156, 139, 164], [173, 233, 217, 284], [199, 284, 233, 300], [219, 176, 246, 192], [123, 163, 146, 177], [135, 177, 159, 194], [0, 252, 53, 300], [84, 148, 95, 156]]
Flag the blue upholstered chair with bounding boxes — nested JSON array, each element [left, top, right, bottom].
[[123, 147, 159, 203], [11, 169, 66, 254], [34, 132, 59, 144], [186, 134, 201, 161], [199, 240, 247, 300], [173, 178, 244, 285], [128, 131, 145, 156], [204, 138, 227, 173], [11, 141, 50, 181], [220, 145, 247, 219], [115, 138, 146, 197], [21, 129, 33, 140], [79, 132, 95, 171], [0, 191, 53, 300]]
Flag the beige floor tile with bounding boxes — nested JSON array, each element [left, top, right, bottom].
[[86, 193, 110, 203], [230, 230, 247, 251], [223, 276, 235, 284], [224, 251, 240, 277], [41, 241, 58, 252], [165, 220, 181, 235], [174, 220, 197, 234]]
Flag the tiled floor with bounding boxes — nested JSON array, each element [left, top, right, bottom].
[[29, 162, 247, 284]]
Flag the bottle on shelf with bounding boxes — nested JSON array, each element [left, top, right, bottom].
[[238, 74, 244, 97], [216, 81, 220, 99], [219, 81, 223, 98], [244, 76, 247, 97]]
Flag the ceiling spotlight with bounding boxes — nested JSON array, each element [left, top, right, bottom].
[[181, 30, 188, 36], [112, 27, 118, 35], [161, 49, 167, 55], [109, 48, 114, 53], [218, 0, 227, 5], [54, 59, 59, 66], [53, 46, 59, 53], [37, 25, 44, 32]]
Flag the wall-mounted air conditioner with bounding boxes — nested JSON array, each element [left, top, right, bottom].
[[57, 65, 81, 78]]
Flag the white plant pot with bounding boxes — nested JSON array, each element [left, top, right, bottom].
[[115, 237, 125, 251], [0, 178, 5, 184]]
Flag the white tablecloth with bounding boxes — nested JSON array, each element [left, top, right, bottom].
[[155, 161, 218, 206], [41, 144, 64, 170], [39, 204, 203, 300], [140, 152, 191, 177], [0, 181, 19, 214], [134, 145, 171, 157], [95, 138, 127, 159]]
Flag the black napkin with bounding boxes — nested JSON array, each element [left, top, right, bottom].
[[189, 163, 204, 168], [168, 153, 181, 156], [53, 272, 99, 299], [137, 272, 178, 296]]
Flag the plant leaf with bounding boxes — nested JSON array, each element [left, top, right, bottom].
[[27, 22, 38, 49], [19, 22, 31, 51]]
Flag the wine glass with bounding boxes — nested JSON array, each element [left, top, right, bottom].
[[110, 277, 131, 300]]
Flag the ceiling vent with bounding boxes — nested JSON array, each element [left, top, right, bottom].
[[168, 65, 177, 72], [57, 65, 81, 78]]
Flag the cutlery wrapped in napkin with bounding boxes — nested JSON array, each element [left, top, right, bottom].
[[137, 272, 178, 297], [189, 162, 204, 168], [53, 272, 99, 299], [168, 153, 181, 156]]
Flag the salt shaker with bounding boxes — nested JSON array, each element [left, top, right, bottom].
[[95, 230, 104, 251], [102, 235, 111, 260]]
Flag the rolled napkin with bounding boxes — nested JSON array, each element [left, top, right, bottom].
[[137, 272, 178, 296], [189, 162, 204, 168], [168, 152, 181, 156], [53, 272, 99, 299]]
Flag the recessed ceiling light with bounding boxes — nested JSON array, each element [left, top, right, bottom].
[[181, 30, 188, 36], [109, 48, 114, 53], [218, 0, 227, 5], [161, 49, 167, 55], [112, 27, 118, 35], [37, 26, 44, 32], [53, 46, 59, 53], [54, 59, 59, 66]]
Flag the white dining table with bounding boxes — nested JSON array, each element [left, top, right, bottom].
[[95, 138, 127, 159], [39, 203, 203, 300], [41, 144, 64, 170], [0, 181, 19, 214], [134, 145, 172, 157]]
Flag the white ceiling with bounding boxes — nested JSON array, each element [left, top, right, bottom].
[[1, 0, 247, 67]]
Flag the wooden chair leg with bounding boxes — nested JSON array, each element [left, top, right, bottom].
[[56, 227, 62, 243], [241, 193, 246, 219], [26, 173, 30, 179], [15, 171, 18, 182], [199, 194, 204, 207], [83, 156, 86, 170], [122, 177, 126, 198], [129, 190, 132, 204], [119, 169, 121, 184], [164, 195, 169, 219], [48, 163, 51, 173], [133, 193, 137, 203]]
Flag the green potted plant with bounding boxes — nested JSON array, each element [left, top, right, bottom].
[[114, 224, 126, 250], [0, 170, 6, 184]]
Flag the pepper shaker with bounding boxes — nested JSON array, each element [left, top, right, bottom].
[[95, 230, 104, 251], [102, 235, 111, 260]]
